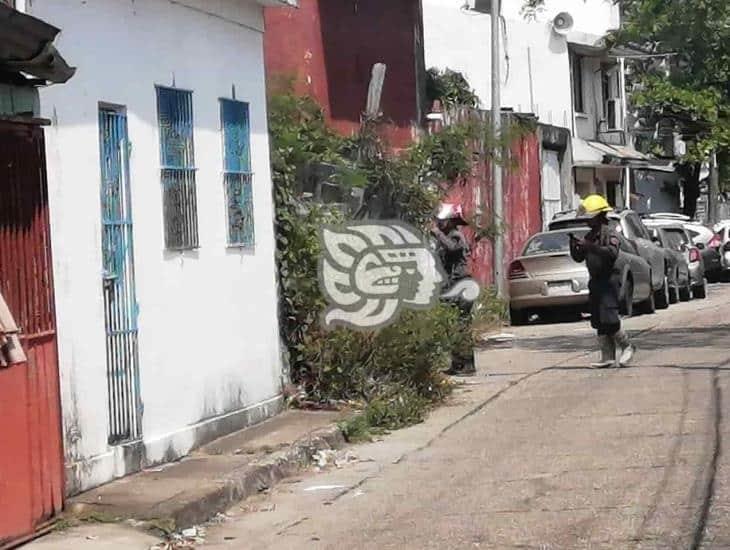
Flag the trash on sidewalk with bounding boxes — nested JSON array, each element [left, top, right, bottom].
[[149, 526, 206, 550], [303, 484, 347, 492], [312, 449, 359, 471], [480, 332, 516, 349], [481, 332, 515, 343], [313, 449, 336, 469], [334, 451, 359, 468]]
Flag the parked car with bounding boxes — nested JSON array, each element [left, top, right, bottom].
[[643, 219, 701, 301], [508, 227, 654, 325], [646, 213, 721, 277], [709, 224, 730, 278], [549, 209, 670, 309]]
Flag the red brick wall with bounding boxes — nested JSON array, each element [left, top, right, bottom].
[[264, 0, 423, 148]]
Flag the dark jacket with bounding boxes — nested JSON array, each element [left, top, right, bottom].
[[433, 227, 469, 284], [570, 223, 622, 332], [569, 224, 620, 280]]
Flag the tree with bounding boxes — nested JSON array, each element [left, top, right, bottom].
[[614, 0, 730, 218]]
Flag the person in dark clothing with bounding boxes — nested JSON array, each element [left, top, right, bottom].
[[569, 195, 635, 368], [431, 203, 475, 375]]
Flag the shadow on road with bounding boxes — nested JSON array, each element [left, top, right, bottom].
[[632, 325, 730, 352], [510, 325, 730, 356]]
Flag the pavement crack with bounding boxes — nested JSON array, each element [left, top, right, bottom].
[[689, 364, 722, 550], [325, 474, 379, 504], [275, 516, 310, 536], [633, 368, 690, 547]]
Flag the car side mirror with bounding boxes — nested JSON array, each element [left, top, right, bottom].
[[651, 235, 661, 245]]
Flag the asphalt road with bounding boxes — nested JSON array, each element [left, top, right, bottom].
[[200, 283, 730, 549]]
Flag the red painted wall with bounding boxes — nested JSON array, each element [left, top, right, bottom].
[[265, 0, 423, 148], [444, 130, 542, 288], [0, 121, 64, 546]]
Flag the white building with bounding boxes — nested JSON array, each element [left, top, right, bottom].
[[423, 0, 648, 221], [21, 0, 294, 494]]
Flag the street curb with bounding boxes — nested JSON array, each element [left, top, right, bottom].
[[167, 424, 347, 530], [65, 423, 349, 535]]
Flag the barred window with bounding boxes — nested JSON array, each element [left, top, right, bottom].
[[220, 99, 254, 247], [156, 86, 199, 250]]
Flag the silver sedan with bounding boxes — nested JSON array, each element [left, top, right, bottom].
[[509, 228, 654, 325]]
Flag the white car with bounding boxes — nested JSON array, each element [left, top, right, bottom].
[[647, 213, 721, 276], [712, 224, 730, 275]]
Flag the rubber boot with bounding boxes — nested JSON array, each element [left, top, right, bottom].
[[591, 336, 616, 368], [614, 330, 635, 367]]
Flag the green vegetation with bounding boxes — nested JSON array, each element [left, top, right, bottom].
[[426, 68, 480, 109], [268, 72, 515, 432]]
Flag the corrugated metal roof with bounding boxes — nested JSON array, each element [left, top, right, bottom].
[[0, 4, 75, 84]]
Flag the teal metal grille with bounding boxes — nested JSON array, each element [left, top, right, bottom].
[[156, 86, 199, 250], [220, 99, 254, 247], [99, 107, 142, 444]]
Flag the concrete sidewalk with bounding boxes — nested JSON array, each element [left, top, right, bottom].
[[30, 340, 568, 549], [63, 409, 348, 532]]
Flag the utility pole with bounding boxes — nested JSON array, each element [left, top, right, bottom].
[[709, 151, 720, 225], [618, 57, 631, 209], [491, 0, 505, 299]]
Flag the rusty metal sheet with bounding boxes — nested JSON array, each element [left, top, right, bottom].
[[0, 120, 63, 547]]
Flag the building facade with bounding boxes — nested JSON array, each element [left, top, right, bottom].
[[22, 0, 290, 494], [264, 0, 426, 149], [422, 0, 649, 220]]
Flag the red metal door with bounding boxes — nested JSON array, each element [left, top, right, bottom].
[[0, 120, 64, 547]]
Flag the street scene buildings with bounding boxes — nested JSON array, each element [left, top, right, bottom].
[[2, 0, 730, 548]]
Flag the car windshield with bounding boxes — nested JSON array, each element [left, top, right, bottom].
[[523, 231, 587, 256]]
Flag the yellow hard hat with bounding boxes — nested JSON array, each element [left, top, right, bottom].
[[580, 194, 613, 216]]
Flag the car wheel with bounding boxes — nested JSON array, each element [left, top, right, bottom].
[[693, 278, 708, 300], [638, 282, 656, 314], [510, 308, 529, 326], [669, 272, 680, 304], [679, 280, 692, 302], [620, 277, 634, 317], [655, 276, 670, 310]]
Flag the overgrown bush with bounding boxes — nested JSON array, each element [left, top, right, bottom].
[[472, 286, 508, 333], [267, 83, 496, 432], [298, 305, 459, 405]]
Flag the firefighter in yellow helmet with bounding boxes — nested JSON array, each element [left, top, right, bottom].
[[569, 195, 635, 368]]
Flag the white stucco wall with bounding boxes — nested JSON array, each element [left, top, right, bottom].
[[502, 0, 620, 38], [423, 0, 619, 130], [28, 0, 283, 492]]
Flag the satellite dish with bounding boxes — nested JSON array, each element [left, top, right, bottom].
[[552, 12, 574, 35]]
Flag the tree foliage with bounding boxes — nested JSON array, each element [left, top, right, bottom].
[[426, 68, 480, 109], [615, 0, 730, 167]]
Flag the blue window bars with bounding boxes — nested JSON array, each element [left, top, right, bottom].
[[156, 86, 199, 250], [220, 98, 254, 247]]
